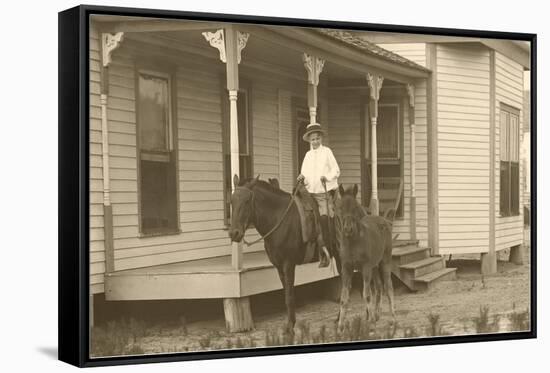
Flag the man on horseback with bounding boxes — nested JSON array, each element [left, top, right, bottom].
[[297, 122, 340, 268]]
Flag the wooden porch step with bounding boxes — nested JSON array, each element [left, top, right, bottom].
[[400, 256, 445, 278], [392, 245, 431, 267], [413, 267, 457, 291], [390, 242, 457, 292], [392, 239, 419, 248]]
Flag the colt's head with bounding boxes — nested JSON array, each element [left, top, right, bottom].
[[338, 184, 360, 237]]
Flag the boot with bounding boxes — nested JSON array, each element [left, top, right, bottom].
[[318, 215, 332, 268]]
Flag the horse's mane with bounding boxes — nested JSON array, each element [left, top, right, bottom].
[[239, 178, 291, 198]]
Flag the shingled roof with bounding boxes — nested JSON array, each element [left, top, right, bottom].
[[315, 29, 430, 72]]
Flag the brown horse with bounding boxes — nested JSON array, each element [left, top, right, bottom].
[[229, 175, 314, 333], [335, 184, 395, 329]]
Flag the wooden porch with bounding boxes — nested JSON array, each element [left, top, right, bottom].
[[105, 251, 339, 301], [104, 238, 457, 301]]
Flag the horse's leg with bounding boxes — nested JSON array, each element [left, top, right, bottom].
[[337, 264, 353, 331], [282, 260, 297, 333], [380, 261, 396, 321], [275, 265, 292, 334], [361, 264, 373, 322], [374, 267, 382, 321]]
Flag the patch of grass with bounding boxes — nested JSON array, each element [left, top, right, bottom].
[[473, 306, 500, 334], [509, 304, 530, 331], [427, 313, 442, 336], [264, 328, 284, 347], [91, 317, 148, 357], [403, 326, 419, 338], [198, 335, 212, 350]]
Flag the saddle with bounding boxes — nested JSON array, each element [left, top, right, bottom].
[[268, 178, 327, 264], [293, 183, 323, 263]]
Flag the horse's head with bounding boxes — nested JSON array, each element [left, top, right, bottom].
[[338, 184, 361, 238], [229, 174, 259, 242]]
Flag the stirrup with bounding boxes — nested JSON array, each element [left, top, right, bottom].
[[318, 246, 331, 268]]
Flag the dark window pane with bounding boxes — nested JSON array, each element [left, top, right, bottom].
[[240, 155, 251, 180], [378, 106, 399, 159], [510, 114, 520, 162], [140, 159, 178, 233], [500, 111, 509, 161], [138, 73, 170, 151], [500, 161, 509, 216], [511, 162, 520, 215]]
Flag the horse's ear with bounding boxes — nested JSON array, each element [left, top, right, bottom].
[[339, 184, 345, 196], [353, 184, 358, 197], [233, 174, 240, 188], [249, 174, 260, 187]]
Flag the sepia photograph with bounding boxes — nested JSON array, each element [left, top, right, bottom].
[[85, 10, 533, 360]]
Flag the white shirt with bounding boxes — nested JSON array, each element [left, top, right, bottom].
[[300, 144, 340, 193]]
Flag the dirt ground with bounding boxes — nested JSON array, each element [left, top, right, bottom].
[[91, 246, 531, 357]]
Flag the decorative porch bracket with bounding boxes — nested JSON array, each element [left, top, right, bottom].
[[302, 53, 325, 124], [100, 32, 124, 274], [202, 29, 249, 64], [102, 32, 124, 68], [366, 73, 384, 216], [406, 83, 417, 240]]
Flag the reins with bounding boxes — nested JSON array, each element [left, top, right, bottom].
[[241, 181, 302, 246]]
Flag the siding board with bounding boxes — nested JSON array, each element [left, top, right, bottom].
[[435, 44, 491, 253]]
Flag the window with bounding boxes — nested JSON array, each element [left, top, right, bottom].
[[223, 88, 252, 224], [500, 105, 520, 217], [365, 104, 400, 160], [137, 70, 179, 234]]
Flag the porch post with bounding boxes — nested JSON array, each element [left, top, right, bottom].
[[367, 73, 384, 216], [203, 27, 249, 271], [100, 32, 124, 274], [406, 84, 417, 240], [302, 53, 325, 124], [204, 27, 254, 333]]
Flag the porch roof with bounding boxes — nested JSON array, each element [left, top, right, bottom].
[[93, 16, 431, 83], [316, 29, 430, 73]]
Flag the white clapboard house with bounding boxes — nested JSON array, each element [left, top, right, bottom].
[[89, 16, 530, 329]]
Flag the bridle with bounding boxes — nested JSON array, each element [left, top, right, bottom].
[[233, 186, 256, 236], [232, 182, 300, 246]]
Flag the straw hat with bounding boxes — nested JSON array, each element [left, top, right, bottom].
[[302, 123, 326, 142]]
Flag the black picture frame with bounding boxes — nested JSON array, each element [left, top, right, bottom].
[[59, 4, 537, 367]]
